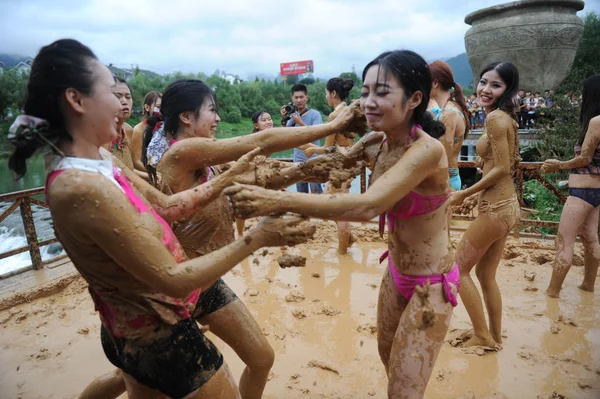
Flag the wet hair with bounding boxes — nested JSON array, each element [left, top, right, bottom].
[[362, 50, 445, 139], [142, 91, 162, 118], [578, 74, 600, 146], [141, 79, 215, 184], [478, 62, 519, 119], [326, 77, 355, 101], [251, 109, 270, 132], [8, 39, 98, 179], [291, 83, 308, 95], [429, 60, 470, 131]]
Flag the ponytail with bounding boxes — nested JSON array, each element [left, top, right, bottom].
[[450, 83, 471, 131], [416, 111, 446, 139], [8, 39, 97, 179]]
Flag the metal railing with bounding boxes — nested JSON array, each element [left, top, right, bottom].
[[0, 160, 565, 278], [0, 188, 66, 278]]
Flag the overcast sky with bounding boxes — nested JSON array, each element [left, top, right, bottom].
[[1, 0, 597, 79]]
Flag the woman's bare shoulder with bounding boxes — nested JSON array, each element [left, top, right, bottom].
[[49, 170, 128, 214]]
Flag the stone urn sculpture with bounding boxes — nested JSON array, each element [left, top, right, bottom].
[[465, 0, 584, 91]]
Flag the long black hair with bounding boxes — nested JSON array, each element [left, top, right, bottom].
[[8, 39, 98, 179], [579, 74, 600, 146], [362, 50, 445, 139], [478, 62, 519, 119], [141, 79, 215, 185]]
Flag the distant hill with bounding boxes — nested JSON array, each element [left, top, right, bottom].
[[445, 53, 473, 90], [0, 53, 161, 80], [0, 54, 31, 67], [107, 64, 161, 80], [1, 52, 473, 88]]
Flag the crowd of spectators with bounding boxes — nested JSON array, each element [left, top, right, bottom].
[[464, 89, 581, 130]]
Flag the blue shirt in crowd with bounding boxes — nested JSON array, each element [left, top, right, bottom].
[[286, 109, 323, 162]]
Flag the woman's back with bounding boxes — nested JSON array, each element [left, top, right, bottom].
[[328, 103, 355, 147]]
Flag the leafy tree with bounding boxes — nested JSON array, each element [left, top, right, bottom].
[[536, 12, 600, 162], [558, 12, 600, 93], [0, 69, 28, 118], [239, 82, 266, 117], [284, 75, 298, 85], [340, 71, 362, 87], [299, 76, 316, 85]]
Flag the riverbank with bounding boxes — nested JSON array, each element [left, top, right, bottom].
[[0, 222, 598, 399]]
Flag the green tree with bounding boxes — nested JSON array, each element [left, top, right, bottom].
[[536, 12, 600, 162], [340, 71, 362, 87], [0, 69, 28, 118], [299, 76, 316, 85], [284, 75, 298, 85], [559, 12, 600, 93], [239, 82, 266, 117]]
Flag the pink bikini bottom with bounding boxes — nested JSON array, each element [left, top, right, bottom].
[[380, 251, 460, 306]]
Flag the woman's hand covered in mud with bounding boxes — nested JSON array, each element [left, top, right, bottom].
[[473, 156, 483, 168], [304, 147, 319, 157], [223, 147, 262, 182], [225, 183, 281, 219], [450, 190, 468, 206], [332, 100, 367, 136], [252, 215, 316, 247], [540, 159, 561, 173]]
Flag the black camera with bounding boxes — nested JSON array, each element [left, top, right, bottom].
[[281, 102, 298, 125], [283, 102, 297, 116]]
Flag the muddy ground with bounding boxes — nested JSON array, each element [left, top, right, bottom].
[[0, 221, 598, 399]]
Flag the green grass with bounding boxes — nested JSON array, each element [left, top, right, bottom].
[[522, 179, 564, 235], [216, 119, 294, 158], [216, 120, 255, 138]]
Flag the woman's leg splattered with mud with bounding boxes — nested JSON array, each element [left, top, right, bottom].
[[547, 197, 593, 298], [197, 299, 274, 399], [475, 235, 508, 344], [577, 204, 600, 293], [376, 268, 408, 373], [456, 214, 508, 348], [386, 283, 455, 399], [337, 221, 354, 255], [78, 369, 125, 399], [121, 363, 240, 399]]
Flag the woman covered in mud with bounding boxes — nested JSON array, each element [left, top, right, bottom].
[[304, 77, 358, 254], [541, 74, 600, 298], [105, 77, 135, 170], [428, 60, 470, 190], [137, 78, 363, 399], [130, 91, 161, 174], [450, 62, 521, 349], [7, 39, 318, 399], [226, 50, 458, 398]]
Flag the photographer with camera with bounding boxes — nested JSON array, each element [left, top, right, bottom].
[[281, 83, 324, 194]]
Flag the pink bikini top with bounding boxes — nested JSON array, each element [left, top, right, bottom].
[[45, 167, 187, 262], [44, 154, 200, 337], [374, 125, 450, 236]]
